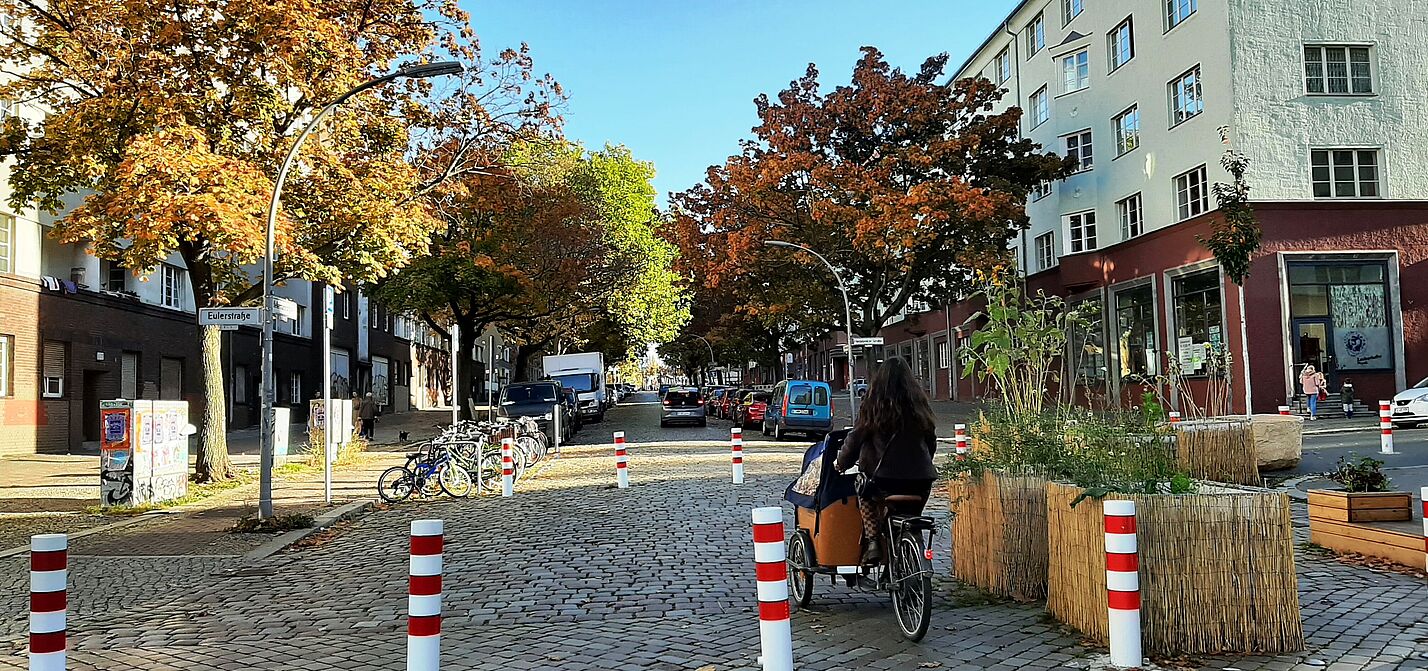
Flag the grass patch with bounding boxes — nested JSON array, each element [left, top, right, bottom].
[[1296, 541, 1333, 557], [946, 584, 1004, 608], [300, 432, 370, 469], [232, 513, 314, 534]]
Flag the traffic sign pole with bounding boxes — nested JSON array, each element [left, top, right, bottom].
[[323, 286, 334, 504]]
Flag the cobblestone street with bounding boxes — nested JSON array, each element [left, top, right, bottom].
[[2, 394, 1426, 670]]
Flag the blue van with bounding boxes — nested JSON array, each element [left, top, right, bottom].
[[762, 379, 833, 440]]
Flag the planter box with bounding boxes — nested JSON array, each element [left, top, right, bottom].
[[947, 471, 1049, 600], [1306, 489, 1412, 523], [1045, 482, 1303, 656], [1307, 517, 1425, 568]]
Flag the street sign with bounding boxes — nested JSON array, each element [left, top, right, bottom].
[[323, 286, 335, 330], [852, 336, 885, 347], [272, 297, 299, 322], [198, 307, 262, 331]]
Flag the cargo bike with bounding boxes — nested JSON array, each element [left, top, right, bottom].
[[783, 430, 937, 641]]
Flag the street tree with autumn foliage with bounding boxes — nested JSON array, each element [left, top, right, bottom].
[[0, 0, 561, 479], [671, 47, 1072, 344]]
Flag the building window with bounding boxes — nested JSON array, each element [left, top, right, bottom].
[[1174, 165, 1209, 221], [233, 364, 248, 405], [0, 334, 11, 397], [0, 99, 14, 122], [1027, 12, 1045, 56], [1108, 17, 1134, 71], [1115, 285, 1158, 379], [995, 47, 1011, 84], [936, 340, 950, 370], [42, 340, 65, 398], [289, 371, 303, 405], [1031, 181, 1052, 202], [1072, 297, 1106, 382], [1062, 0, 1083, 25], [1066, 211, 1097, 253], [1169, 65, 1203, 126], [343, 291, 352, 320], [290, 304, 306, 336], [1029, 86, 1049, 128], [103, 260, 127, 292], [1034, 231, 1056, 272], [1172, 270, 1223, 375], [1117, 193, 1144, 239], [160, 357, 183, 400], [1064, 130, 1093, 172], [1288, 261, 1392, 372], [1062, 49, 1090, 93], [1304, 45, 1372, 95], [0, 214, 12, 274], [1113, 105, 1140, 155], [121, 351, 139, 399], [161, 264, 184, 309], [1311, 149, 1380, 198], [1166, 0, 1196, 30]]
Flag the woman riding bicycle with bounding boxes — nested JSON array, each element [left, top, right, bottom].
[[835, 357, 938, 564]]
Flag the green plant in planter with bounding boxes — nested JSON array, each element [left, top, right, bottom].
[[1328, 454, 1394, 493]]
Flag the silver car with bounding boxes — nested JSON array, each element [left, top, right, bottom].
[[660, 387, 707, 427]]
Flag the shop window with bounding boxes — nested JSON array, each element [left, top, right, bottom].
[[1115, 285, 1158, 380], [1072, 298, 1107, 382], [1172, 271, 1223, 375], [1288, 261, 1392, 371]]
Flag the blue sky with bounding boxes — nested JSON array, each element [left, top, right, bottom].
[[463, 0, 1017, 206]]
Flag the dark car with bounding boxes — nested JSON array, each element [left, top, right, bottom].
[[720, 388, 751, 419], [499, 381, 574, 443], [658, 384, 671, 399], [660, 387, 707, 427], [560, 388, 583, 433]]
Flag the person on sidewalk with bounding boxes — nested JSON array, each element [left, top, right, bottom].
[[1340, 378, 1356, 419], [351, 392, 364, 439], [1300, 364, 1326, 420], [359, 392, 377, 440], [835, 357, 937, 564]]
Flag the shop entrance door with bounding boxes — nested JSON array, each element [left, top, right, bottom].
[[1293, 319, 1336, 387]]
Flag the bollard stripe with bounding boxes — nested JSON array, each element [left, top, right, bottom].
[[29, 630, 65, 654], [410, 535, 443, 556], [758, 600, 790, 621], [733, 457, 743, 464], [752, 524, 783, 543], [30, 570, 66, 594], [409, 574, 442, 595], [615, 448, 627, 456], [408, 615, 442, 637], [29, 591, 65, 612], [755, 561, 788, 582], [1107, 590, 1140, 611], [30, 550, 66, 573], [1105, 552, 1138, 572], [1104, 515, 1136, 534]]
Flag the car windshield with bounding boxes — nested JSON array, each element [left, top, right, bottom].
[[553, 373, 595, 392], [502, 385, 558, 404]]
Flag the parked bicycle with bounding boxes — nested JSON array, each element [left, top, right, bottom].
[[376, 416, 554, 502]]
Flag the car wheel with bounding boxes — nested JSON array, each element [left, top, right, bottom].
[[1394, 422, 1417, 429], [762, 421, 772, 436], [774, 422, 784, 441], [660, 420, 669, 428], [698, 419, 707, 427]]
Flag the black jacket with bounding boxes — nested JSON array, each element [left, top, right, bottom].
[[835, 426, 937, 481]]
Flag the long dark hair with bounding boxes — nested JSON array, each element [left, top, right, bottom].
[[854, 357, 936, 439]]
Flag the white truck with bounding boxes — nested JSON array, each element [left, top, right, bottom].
[[542, 352, 607, 422]]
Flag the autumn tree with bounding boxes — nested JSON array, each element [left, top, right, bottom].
[[0, 0, 561, 479], [672, 47, 1071, 341]]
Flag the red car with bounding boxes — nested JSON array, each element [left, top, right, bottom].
[[739, 391, 771, 429], [721, 388, 751, 420]]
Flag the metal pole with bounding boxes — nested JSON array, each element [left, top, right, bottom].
[[322, 285, 334, 504], [450, 322, 459, 425], [762, 241, 858, 421], [488, 334, 495, 422]]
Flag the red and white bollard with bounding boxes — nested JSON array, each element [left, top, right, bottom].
[[29, 533, 66, 671], [1104, 500, 1141, 669], [500, 437, 515, 497], [1420, 486, 1427, 572], [1168, 411, 1180, 424], [752, 507, 793, 671], [407, 520, 442, 671], [1380, 401, 1395, 454], [1278, 405, 1291, 416], [731, 427, 745, 485], [614, 431, 629, 489], [954, 424, 969, 461]]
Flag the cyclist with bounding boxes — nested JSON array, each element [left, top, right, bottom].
[[835, 357, 937, 565]]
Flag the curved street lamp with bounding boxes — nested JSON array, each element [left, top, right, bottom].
[[258, 61, 465, 519], [689, 334, 716, 384], [762, 240, 858, 421]]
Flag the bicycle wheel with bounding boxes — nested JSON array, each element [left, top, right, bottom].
[[787, 531, 815, 608], [377, 466, 415, 503], [515, 436, 540, 468], [439, 463, 475, 498], [891, 531, 932, 641], [477, 451, 504, 493]]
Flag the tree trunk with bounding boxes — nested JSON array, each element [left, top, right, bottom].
[[194, 324, 234, 482], [513, 344, 540, 383], [454, 323, 477, 420]]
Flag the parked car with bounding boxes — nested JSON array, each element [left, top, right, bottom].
[[705, 387, 729, 414], [763, 379, 833, 440], [659, 384, 671, 399], [660, 387, 707, 427], [720, 388, 750, 420], [851, 378, 869, 398], [738, 391, 772, 429], [560, 388, 584, 433], [1390, 377, 1428, 428], [498, 381, 574, 443]]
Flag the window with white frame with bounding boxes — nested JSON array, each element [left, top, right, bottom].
[[995, 47, 1011, 84], [1029, 86, 1049, 128], [1031, 181, 1052, 201], [42, 340, 64, 398], [1108, 17, 1134, 71], [1311, 149, 1380, 198], [1027, 12, 1045, 56], [1034, 231, 1056, 272], [291, 305, 306, 336], [289, 371, 302, 405], [1061, 49, 1090, 93], [1117, 193, 1144, 239], [1063, 0, 1083, 25], [1169, 65, 1203, 126], [1115, 285, 1158, 379], [1113, 105, 1140, 155], [1065, 211, 1097, 253], [936, 340, 950, 369], [1304, 45, 1372, 95], [0, 214, 12, 274], [161, 264, 184, 309], [0, 99, 14, 122], [343, 291, 352, 319], [0, 334, 11, 397], [1174, 165, 1209, 221], [1064, 130, 1093, 172], [1166, 0, 1196, 30], [103, 260, 126, 292]]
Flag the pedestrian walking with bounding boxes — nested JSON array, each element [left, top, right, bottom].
[[1340, 378, 1356, 418], [360, 392, 378, 440], [351, 391, 364, 439], [1300, 364, 1326, 420]]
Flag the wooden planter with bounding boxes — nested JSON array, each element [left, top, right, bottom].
[[1045, 482, 1303, 656], [1306, 489, 1412, 523], [947, 470, 1049, 600]]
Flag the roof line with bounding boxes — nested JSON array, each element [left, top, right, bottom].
[[953, 0, 1036, 79]]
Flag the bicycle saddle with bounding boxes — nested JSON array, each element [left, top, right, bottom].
[[880, 494, 926, 505]]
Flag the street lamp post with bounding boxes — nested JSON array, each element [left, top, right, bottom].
[[258, 61, 464, 519], [762, 240, 858, 422], [691, 334, 716, 385]]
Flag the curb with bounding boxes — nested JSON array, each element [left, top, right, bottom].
[[0, 512, 162, 559], [1303, 425, 1380, 436], [242, 499, 375, 562]]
